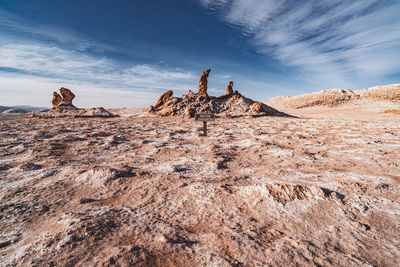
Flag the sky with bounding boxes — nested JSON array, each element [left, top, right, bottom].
[[0, 0, 399, 108]]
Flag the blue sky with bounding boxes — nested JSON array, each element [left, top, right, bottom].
[[0, 0, 399, 108]]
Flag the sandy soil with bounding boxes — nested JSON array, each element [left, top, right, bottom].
[[0, 107, 399, 266]]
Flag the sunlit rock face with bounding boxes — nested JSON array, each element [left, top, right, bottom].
[[150, 69, 288, 118], [266, 84, 400, 110], [32, 87, 116, 118]]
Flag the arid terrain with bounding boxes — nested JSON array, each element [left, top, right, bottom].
[[1, 97, 400, 266]]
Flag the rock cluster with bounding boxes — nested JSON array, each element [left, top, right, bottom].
[[149, 69, 287, 117], [32, 88, 115, 118]]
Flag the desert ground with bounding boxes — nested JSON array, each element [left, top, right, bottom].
[[1, 104, 399, 266]]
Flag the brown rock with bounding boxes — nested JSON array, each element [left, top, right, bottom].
[[148, 68, 287, 118], [225, 81, 234, 96], [159, 107, 175, 117], [59, 87, 75, 104], [197, 69, 211, 96], [155, 90, 173, 109], [52, 92, 63, 107], [252, 102, 263, 113], [184, 108, 195, 118]]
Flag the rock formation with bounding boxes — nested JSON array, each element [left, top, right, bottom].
[[251, 102, 263, 113], [51, 88, 76, 109], [59, 87, 75, 105], [52, 92, 63, 107], [225, 81, 234, 96], [197, 69, 211, 96], [154, 90, 173, 109], [149, 69, 289, 118], [37, 87, 115, 118]]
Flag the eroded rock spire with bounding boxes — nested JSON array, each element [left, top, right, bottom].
[[197, 69, 211, 96]]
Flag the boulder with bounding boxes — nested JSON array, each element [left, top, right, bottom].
[[184, 108, 195, 118], [252, 102, 263, 113], [59, 87, 75, 105], [154, 90, 173, 109], [160, 107, 175, 117]]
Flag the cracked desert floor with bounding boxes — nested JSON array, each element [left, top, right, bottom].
[[1, 106, 399, 266]]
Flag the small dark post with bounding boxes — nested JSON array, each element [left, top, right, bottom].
[[195, 112, 215, 137], [203, 121, 207, 136]]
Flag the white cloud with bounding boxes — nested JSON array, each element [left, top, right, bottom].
[[0, 74, 161, 108], [199, 0, 400, 88], [0, 43, 198, 108]]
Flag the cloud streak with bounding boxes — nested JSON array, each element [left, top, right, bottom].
[[198, 0, 400, 88], [0, 42, 198, 107]]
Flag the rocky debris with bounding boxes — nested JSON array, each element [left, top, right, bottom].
[[150, 70, 289, 117], [251, 102, 263, 113], [197, 69, 211, 96], [184, 107, 196, 118], [266, 84, 400, 109], [32, 107, 116, 118], [357, 84, 400, 102], [21, 162, 42, 171], [267, 88, 359, 109]]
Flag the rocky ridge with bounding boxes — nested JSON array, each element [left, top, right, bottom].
[[266, 84, 400, 109], [150, 69, 288, 117]]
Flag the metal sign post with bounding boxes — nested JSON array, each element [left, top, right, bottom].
[[195, 113, 215, 136]]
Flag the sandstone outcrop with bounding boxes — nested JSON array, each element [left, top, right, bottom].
[[225, 81, 234, 96], [149, 69, 288, 118], [51, 87, 77, 110], [154, 90, 173, 109], [197, 69, 211, 96], [52, 92, 63, 107], [59, 87, 75, 105], [33, 87, 116, 118]]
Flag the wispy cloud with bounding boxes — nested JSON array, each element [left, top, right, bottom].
[[0, 43, 197, 107], [198, 0, 400, 88], [0, 8, 204, 107]]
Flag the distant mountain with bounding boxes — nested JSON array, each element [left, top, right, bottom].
[[0, 105, 49, 113]]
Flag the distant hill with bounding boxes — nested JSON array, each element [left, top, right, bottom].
[[265, 84, 400, 109], [0, 105, 49, 113]]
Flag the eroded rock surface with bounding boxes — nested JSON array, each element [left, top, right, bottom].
[[59, 87, 75, 105], [0, 108, 399, 266], [154, 90, 173, 109], [266, 84, 400, 109], [225, 81, 234, 96], [197, 69, 211, 96], [52, 92, 63, 107], [150, 70, 288, 118], [34, 88, 115, 118]]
